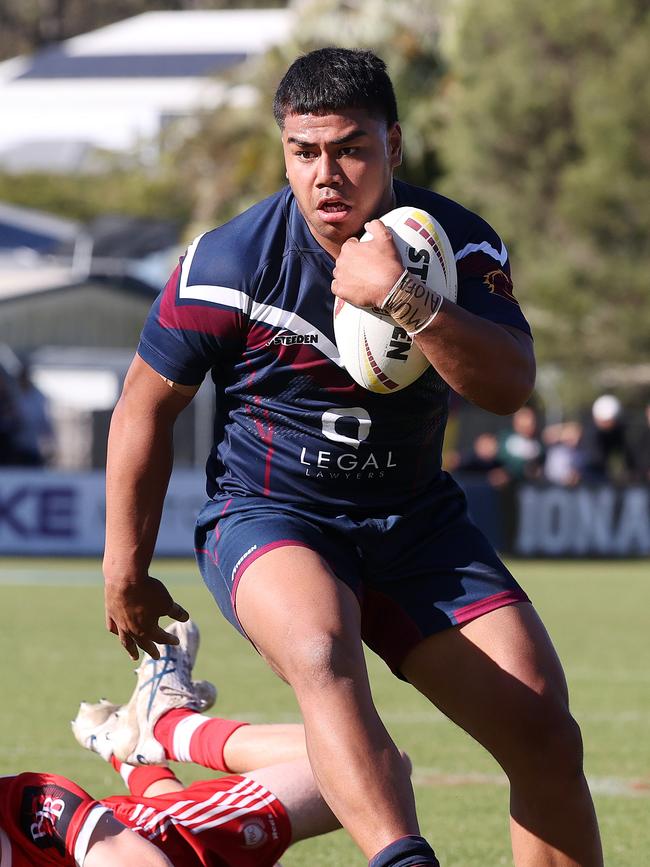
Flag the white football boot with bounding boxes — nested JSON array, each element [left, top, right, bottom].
[[72, 619, 216, 765], [71, 698, 126, 762]]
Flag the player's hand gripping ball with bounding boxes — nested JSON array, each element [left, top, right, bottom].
[[333, 207, 457, 394]]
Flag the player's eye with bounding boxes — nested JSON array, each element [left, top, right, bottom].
[[295, 150, 316, 160], [338, 146, 359, 157]]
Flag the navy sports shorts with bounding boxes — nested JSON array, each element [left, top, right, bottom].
[[194, 477, 528, 677]]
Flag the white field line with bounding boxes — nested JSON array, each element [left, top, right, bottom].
[[413, 768, 650, 798]]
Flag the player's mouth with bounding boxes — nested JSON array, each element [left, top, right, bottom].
[[317, 198, 352, 224]]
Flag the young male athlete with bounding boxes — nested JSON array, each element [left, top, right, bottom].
[[1, 620, 340, 867], [103, 48, 603, 866]]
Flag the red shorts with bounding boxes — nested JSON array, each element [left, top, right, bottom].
[[103, 774, 292, 866], [0, 772, 110, 867]]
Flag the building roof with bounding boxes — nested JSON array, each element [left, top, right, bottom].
[[0, 9, 293, 169], [0, 202, 181, 302], [0, 202, 79, 252]]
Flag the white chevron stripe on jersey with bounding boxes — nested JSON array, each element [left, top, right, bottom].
[[178, 232, 342, 366], [455, 240, 508, 266], [178, 232, 207, 295], [179, 280, 343, 367]]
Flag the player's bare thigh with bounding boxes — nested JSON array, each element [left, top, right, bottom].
[[234, 544, 364, 681], [244, 759, 340, 842], [400, 602, 571, 758]]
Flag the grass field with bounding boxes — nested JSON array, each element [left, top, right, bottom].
[[0, 558, 647, 865]]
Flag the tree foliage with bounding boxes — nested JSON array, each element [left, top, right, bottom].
[[0, 165, 192, 224], [439, 0, 650, 406], [2, 0, 647, 406]]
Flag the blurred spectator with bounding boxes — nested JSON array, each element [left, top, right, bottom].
[[0, 372, 22, 464], [630, 399, 650, 483], [542, 421, 585, 486], [448, 432, 511, 488], [581, 394, 635, 483], [497, 405, 544, 481], [11, 363, 55, 466]]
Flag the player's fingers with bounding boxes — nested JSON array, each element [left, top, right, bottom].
[[340, 236, 360, 253], [364, 220, 392, 243], [106, 615, 118, 635], [136, 637, 162, 660], [119, 630, 140, 661], [150, 624, 180, 647], [168, 601, 189, 623]]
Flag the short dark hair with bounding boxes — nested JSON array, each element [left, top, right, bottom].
[[273, 47, 398, 129]]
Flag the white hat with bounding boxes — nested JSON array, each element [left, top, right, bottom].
[[592, 394, 622, 423]]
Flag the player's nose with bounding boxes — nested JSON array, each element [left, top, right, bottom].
[[315, 153, 342, 186]]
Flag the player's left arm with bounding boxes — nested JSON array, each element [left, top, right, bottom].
[[410, 306, 535, 415], [332, 219, 535, 415]]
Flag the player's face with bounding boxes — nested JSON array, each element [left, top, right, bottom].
[[281, 108, 402, 257]]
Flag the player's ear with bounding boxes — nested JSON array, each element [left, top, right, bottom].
[[388, 123, 402, 169]]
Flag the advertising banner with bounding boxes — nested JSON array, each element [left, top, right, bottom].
[[0, 469, 205, 556], [513, 484, 650, 557], [1, 470, 648, 558]]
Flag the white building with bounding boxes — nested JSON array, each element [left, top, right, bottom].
[[0, 8, 293, 172]]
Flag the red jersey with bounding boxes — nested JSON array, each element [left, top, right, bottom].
[[0, 773, 110, 866], [0, 772, 291, 867], [103, 774, 291, 867]]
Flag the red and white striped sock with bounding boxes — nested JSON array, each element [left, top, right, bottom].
[[110, 756, 178, 797], [153, 709, 248, 772]]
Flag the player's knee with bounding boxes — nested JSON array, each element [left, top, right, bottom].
[[510, 703, 584, 782], [284, 630, 362, 692]]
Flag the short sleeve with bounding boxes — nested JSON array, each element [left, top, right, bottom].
[[455, 216, 531, 336], [138, 232, 249, 385]]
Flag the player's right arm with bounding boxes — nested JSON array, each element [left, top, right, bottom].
[[84, 812, 174, 867], [103, 354, 196, 661]]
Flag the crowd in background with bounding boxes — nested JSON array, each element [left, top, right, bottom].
[[1, 356, 649, 487], [447, 395, 650, 487], [0, 362, 54, 466]]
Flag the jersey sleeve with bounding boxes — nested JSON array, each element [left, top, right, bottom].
[[454, 214, 532, 336], [138, 230, 252, 385], [3, 772, 111, 867]]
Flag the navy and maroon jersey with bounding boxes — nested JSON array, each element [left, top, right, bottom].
[[0, 773, 110, 867], [139, 179, 531, 511]]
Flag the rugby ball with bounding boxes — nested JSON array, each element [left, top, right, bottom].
[[333, 206, 457, 393]]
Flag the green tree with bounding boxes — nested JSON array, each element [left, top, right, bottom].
[[439, 0, 650, 407], [0, 162, 192, 224]]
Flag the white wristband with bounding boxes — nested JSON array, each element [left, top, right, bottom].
[[380, 270, 443, 336]]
